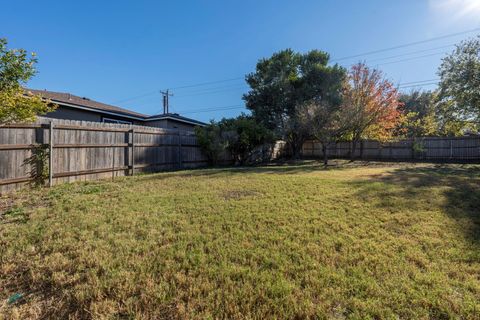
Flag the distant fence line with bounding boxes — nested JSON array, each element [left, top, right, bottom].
[[301, 137, 480, 161], [0, 118, 228, 193]]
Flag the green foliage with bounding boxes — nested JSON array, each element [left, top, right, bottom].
[[0, 38, 55, 125], [435, 99, 478, 136], [398, 90, 439, 137], [22, 144, 50, 186], [243, 49, 346, 157], [412, 140, 426, 154], [438, 36, 480, 125], [195, 115, 274, 165], [220, 115, 274, 165], [194, 120, 229, 165]]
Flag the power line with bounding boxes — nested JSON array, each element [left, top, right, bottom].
[[175, 85, 248, 98], [173, 104, 245, 114], [359, 44, 455, 64], [376, 52, 447, 66], [175, 82, 247, 94], [398, 79, 440, 85], [113, 27, 479, 106], [331, 27, 480, 62], [170, 77, 244, 90], [398, 82, 439, 89], [113, 90, 157, 104]]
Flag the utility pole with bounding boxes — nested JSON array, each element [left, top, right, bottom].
[[160, 89, 173, 114]]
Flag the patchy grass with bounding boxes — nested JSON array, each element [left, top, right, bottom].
[[1, 161, 479, 319]]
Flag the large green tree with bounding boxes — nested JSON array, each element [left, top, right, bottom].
[[398, 90, 439, 137], [438, 36, 480, 128], [243, 49, 346, 158], [0, 38, 54, 125]]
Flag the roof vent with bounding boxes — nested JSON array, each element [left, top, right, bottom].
[[82, 97, 90, 100]]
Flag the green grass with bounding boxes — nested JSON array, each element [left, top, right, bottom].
[[1, 161, 479, 319]]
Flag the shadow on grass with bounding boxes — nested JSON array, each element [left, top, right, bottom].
[[353, 164, 480, 246], [139, 160, 405, 182]]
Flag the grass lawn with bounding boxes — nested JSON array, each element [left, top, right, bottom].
[[1, 161, 480, 319]]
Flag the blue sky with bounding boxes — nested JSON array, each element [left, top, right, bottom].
[[1, 0, 480, 122]]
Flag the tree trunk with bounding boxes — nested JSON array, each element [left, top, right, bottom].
[[288, 134, 304, 160], [351, 140, 358, 161], [322, 144, 328, 166]]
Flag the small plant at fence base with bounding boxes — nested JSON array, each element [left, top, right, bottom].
[[412, 140, 426, 158], [22, 144, 50, 186]]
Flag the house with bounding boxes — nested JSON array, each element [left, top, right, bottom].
[[28, 89, 206, 131]]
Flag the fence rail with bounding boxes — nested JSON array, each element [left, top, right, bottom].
[[0, 118, 227, 193], [302, 136, 480, 161]]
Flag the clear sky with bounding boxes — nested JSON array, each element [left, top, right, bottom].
[[1, 0, 480, 122]]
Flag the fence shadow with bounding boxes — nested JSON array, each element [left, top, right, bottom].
[[353, 164, 480, 246]]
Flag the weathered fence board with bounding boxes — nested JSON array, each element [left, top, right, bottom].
[[0, 118, 217, 193], [302, 136, 480, 162]]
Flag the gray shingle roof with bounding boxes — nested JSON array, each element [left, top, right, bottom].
[[27, 89, 148, 118], [27, 89, 206, 126]]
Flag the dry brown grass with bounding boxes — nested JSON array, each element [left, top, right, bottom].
[[1, 161, 479, 319]]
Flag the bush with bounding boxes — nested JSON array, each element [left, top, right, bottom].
[[194, 121, 229, 166], [195, 115, 274, 166], [221, 115, 274, 165]]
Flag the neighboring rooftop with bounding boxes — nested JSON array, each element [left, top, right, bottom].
[[147, 113, 207, 126], [27, 89, 206, 125], [27, 89, 148, 119]]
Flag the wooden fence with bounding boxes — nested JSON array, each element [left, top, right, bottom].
[[0, 118, 231, 193], [302, 136, 480, 161], [2, 118, 478, 193]]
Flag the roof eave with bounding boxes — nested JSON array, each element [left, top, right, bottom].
[[53, 100, 206, 126]]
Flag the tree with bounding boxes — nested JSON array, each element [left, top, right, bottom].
[[0, 38, 55, 125], [297, 97, 349, 165], [343, 63, 403, 159], [435, 99, 478, 136], [243, 49, 346, 158], [438, 36, 480, 125], [398, 90, 439, 137], [220, 115, 274, 165]]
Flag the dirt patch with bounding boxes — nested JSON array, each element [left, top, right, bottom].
[[221, 190, 260, 200], [0, 197, 16, 215]]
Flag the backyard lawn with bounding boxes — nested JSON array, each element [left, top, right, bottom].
[[1, 161, 479, 319]]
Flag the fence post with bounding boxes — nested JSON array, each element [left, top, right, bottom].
[[411, 138, 415, 160], [49, 121, 54, 187], [360, 140, 364, 160], [130, 128, 135, 176], [178, 132, 183, 169], [450, 139, 453, 159], [112, 145, 115, 181]]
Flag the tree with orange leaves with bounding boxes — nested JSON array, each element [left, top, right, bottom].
[[343, 63, 403, 160]]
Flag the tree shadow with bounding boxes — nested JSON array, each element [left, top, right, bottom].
[[139, 160, 405, 182], [352, 164, 480, 246]]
